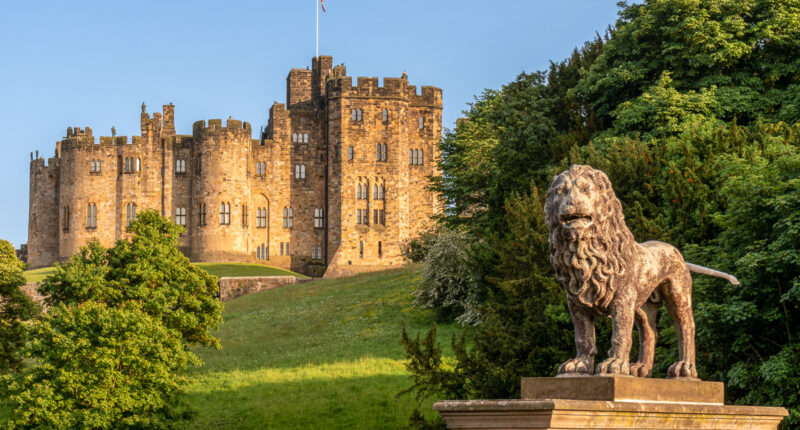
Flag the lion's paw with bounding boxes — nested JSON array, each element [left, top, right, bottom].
[[667, 361, 698, 379], [557, 358, 593, 375], [629, 362, 652, 377], [595, 358, 630, 375]]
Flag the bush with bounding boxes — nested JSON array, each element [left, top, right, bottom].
[[412, 230, 481, 325], [0, 240, 39, 373], [401, 228, 439, 263]]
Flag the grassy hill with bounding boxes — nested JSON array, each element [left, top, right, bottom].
[[185, 265, 460, 429], [23, 262, 304, 284]]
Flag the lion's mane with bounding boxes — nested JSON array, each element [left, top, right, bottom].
[[544, 165, 636, 311]]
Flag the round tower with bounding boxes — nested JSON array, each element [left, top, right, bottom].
[[190, 118, 253, 261]]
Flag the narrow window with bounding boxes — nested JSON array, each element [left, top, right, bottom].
[[288, 208, 293, 228], [257, 246, 261, 260], [376, 143, 381, 161], [314, 208, 324, 228], [382, 108, 388, 123], [356, 184, 362, 200], [283, 207, 288, 228], [295, 164, 300, 179], [201, 203, 207, 226], [380, 209, 385, 225], [286, 242, 290, 254], [359, 241, 364, 258], [378, 241, 382, 257], [379, 184, 384, 200], [356, 209, 362, 224], [418, 117, 424, 129], [87, 204, 92, 227], [348, 146, 354, 161], [351, 109, 357, 121], [381, 144, 387, 161], [136, 158, 141, 172], [90, 160, 95, 172], [357, 109, 363, 121], [280, 242, 284, 256], [261, 243, 267, 260], [420, 149, 424, 165], [196, 156, 202, 175], [97, 160, 101, 172], [292, 133, 298, 143], [373, 184, 378, 199], [303, 133, 308, 143], [241, 205, 248, 227], [409, 149, 413, 165], [220, 203, 226, 225], [373, 209, 378, 224], [300, 164, 306, 179]]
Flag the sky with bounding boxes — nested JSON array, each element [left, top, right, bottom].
[[0, 0, 623, 247]]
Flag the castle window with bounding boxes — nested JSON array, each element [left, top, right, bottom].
[[257, 246, 261, 260], [175, 207, 186, 226], [301, 165, 306, 179], [219, 202, 231, 225], [241, 205, 248, 227], [382, 108, 388, 123], [90, 160, 102, 173], [294, 164, 306, 179], [303, 133, 308, 143], [379, 184, 384, 200], [288, 208, 293, 228], [292, 133, 298, 143], [257, 208, 266, 228], [420, 149, 424, 165], [283, 207, 293, 228], [351, 109, 363, 122], [380, 209, 385, 225], [199, 203, 205, 226], [196, 156, 202, 175], [376, 144, 381, 161], [372, 209, 385, 225], [356, 184, 362, 200], [125, 203, 137, 227], [124, 157, 130, 172], [314, 208, 324, 228], [63, 205, 70, 232], [378, 241, 382, 258], [373, 184, 378, 199], [409, 150, 413, 165], [418, 117, 424, 130], [381, 144, 387, 161], [312, 246, 321, 260], [280, 242, 284, 256], [176, 159, 186, 174], [356, 209, 362, 224], [262, 243, 268, 260], [348, 146, 354, 161], [135, 158, 141, 172], [285, 242, 290, 255], [86, 203, 96, 229], [359, 241, 364, 258]]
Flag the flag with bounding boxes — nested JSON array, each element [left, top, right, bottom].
[[320, 0, 326, 12]]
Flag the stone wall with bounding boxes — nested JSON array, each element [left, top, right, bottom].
[[218, 276, 297, 301]]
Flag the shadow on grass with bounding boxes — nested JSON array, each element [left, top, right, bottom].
[[186, 373, 432, 429]]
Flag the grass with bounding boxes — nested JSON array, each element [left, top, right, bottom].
[[23, 262, 304, 283], [185, 265, 460, 429]]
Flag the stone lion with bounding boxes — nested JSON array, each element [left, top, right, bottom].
[[544, 165, 736, 380]]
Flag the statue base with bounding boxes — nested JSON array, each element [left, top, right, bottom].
[[433, 377, 788, 429]]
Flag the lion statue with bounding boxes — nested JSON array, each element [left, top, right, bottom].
[[544, 165, 738, 379]]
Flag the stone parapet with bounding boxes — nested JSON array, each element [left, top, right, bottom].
[[218, 276, 297, 301]]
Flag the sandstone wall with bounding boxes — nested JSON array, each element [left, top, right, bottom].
[[218, 276, 296, 301]]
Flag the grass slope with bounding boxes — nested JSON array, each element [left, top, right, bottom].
[[23, 262, 302, 284], [186, 265, 459, 429]]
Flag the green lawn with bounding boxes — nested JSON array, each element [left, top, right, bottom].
[[23, 262, 304, 284], [185, 265, 459, 429]]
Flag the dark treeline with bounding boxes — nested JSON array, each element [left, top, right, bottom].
[[402, 1, 800, 428]]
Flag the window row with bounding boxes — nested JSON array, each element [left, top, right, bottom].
[[256, 243, 268, 260], [350, 108, 391, 123], [292, 133, 309, 143], [123, 157, 141, 173], [90, 160, 102, 173], [375, 144, 387, 162], [358, 241, 383, 258], [355, 182, 385, 200], [409, 149, 424, 165], [279, 242, 290, 256], [256, 161, 267, 176]]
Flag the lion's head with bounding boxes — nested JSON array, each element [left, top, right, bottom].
[[544, 165, 636, 311]]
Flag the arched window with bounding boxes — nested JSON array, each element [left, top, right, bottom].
[[373, 184, 378, 199], [257, 246, 261, 260], [356, 184, 362, 200], [359, 241, 364, 258], [351, 109, 357, 121], [241, 204, 248, 227], [409, 149, 413, 165], [381, 144, 387, 161], [125, 203, 137, 227], [86, 203, 97, 228], [124, 157, 130, 172], [198, 203, 207, 226], [300, 164, 306, 179], [357, 109, 363, 121], [294, 164, 300, 179], [288, 207, 293, 228], [135, 158, 141, 172], [418, 117, 424, 129], [97, 160, 101, 172], [413, 149, 419, 165], [261, 243, 267, 260], [382, 108, 388, 123], [292, 133, 298, 143], [90, 160, 96, 172], [303, 133, 308, 143], [282, 207, 288, 228], [348, 146, 354, 160], [176, 159, 185, 173], [379, 184, 384, 200], [376, 143, 381, 161], [219, 202, 230, 225]]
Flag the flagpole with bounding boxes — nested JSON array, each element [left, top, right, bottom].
[[315, 0, 319, 58]]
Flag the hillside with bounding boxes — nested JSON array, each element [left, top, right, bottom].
[[185, 265, 460, 429]]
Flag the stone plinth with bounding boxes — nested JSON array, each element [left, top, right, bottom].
[[433, 377, 788, 429]]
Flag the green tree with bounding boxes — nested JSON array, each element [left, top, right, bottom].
[[2, 302, 197, 429], [0, 240, 38, 373]]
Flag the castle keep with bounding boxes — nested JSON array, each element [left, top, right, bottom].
[[28, 56, 442, 277]]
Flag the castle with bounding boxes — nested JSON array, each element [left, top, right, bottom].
[[27, 56, 442, 277]]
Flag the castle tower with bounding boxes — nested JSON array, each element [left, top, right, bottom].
[[27, 156, 59, 268], [190, 118, 253, 261]]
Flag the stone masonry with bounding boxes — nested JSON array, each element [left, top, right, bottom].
[[27, 56, 442, 277]]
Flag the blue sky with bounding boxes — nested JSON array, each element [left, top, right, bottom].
[[0, 0, 622, 247]]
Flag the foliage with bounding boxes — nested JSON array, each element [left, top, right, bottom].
[[38, 209, 223, 348], [401, 228, 440, 263], [2, 302, 196, 429], [413, 230, 481, 325], [0, 240, 38, 373]]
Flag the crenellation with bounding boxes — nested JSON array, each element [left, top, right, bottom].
[[28, 55, 441, 277]]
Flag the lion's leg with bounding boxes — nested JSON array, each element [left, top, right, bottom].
[[557, 299, 596, 376], [663, 272, 698, 379], [596, 300, 634, 376], [630, 302, 659, 377]]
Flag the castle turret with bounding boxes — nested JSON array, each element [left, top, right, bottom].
[[28, 157, 60, 268], [190, 118, 253, 261]]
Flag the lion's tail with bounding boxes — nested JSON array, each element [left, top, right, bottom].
[[686, 262, 740, 285]]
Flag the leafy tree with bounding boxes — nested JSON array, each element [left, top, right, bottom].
[[38, 209, 223, 348], [2, 302, 197, 429], [0, 240, 38, 373]]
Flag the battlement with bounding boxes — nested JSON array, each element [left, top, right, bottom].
[[66, 126, 93, 138], [99, 136, 129, 145], [30, 157, 58, 171], [192, 118, 252, 135], [326, 74, 442, 107]]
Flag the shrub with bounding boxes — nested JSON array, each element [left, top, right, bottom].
[[0, 239, 38, 373], [401, 228, 439, 263]]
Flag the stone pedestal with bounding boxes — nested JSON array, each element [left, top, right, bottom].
[[433, 377, 788, 429]]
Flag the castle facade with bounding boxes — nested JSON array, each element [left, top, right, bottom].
[[27, 56, 442, 277]]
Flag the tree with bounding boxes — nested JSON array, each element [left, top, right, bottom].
[[0, 240, 38, 373]]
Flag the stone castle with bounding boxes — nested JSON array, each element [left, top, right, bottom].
[[27, 56, 442, 277]]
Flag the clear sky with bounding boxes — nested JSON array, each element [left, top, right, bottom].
[[0, 0, 623, 247]]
